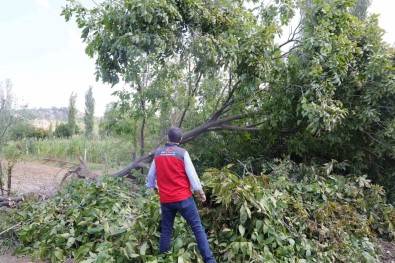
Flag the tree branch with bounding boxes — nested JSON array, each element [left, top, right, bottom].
[[179, 70, 202, 128], [211, 80, 241, 121], [278, 17, 304, 49], [208, 125, 261, 132]]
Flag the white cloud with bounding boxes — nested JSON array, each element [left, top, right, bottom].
[[35, 0, 49, 8]]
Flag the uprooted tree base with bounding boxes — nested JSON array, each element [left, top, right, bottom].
[[61, 156, 99, 183]]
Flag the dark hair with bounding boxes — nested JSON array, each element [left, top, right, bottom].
[[168, 127, 182, 143]]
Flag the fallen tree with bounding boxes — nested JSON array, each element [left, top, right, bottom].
[[0, 196, 24, 208], [63, 0, 300, 177], [111, 111, 259, 177], [64, 0, 395, 206], [6, 160, 395, 262]]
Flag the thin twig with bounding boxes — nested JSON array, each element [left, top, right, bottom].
[[0, 223, 21, 236]]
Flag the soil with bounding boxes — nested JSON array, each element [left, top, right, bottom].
[[0, 160, 394, 263], [380, 239, 395, 263], [6, 160, 70, 196]]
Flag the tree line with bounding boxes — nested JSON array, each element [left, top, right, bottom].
[[0, 81, 97, 145]]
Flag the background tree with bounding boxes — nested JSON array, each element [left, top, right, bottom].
[[8, 121, 49, 140], [0, 79, 26, 150], [351, 0, 372, 20], [68, 92, 78, 135], [84, 86, 95, 136], [261, 0, 395, 201]]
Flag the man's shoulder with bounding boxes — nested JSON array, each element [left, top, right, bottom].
[[154, 144, 186, 157]]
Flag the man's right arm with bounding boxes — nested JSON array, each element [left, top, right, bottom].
[[146, 161, 157, 188]]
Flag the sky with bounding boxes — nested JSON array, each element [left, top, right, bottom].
[[0, 0, 119, 117], [0, 0, 394, 117]]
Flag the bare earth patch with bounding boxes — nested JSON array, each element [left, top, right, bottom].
[[10, 161, 70, 196]]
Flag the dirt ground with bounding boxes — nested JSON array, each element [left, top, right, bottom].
[[8, 161, 70, 196], [0, 160, 394, 263]]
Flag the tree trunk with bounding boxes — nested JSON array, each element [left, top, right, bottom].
[[0, 196, 24, 202], [0, 161, 4, 196], [6, 162, 13, 196]]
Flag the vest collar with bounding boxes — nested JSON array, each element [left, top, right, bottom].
[[165, 142, 180, 147]]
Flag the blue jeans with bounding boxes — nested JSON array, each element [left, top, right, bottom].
[[160, 196, 216, 263]]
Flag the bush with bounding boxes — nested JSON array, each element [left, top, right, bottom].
[[54, 123, 73, 138]]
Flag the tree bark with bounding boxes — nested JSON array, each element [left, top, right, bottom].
[[6, 162, 13, 196]]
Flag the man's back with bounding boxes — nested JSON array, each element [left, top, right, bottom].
[[154, 143, 192, 203]]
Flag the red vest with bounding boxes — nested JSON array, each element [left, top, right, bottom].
[[154, 143, 192, 203]]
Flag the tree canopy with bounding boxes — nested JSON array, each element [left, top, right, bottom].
[[63, 0, 395, 200]]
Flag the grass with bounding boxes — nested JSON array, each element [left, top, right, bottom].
[[5, 135, 135, 169]]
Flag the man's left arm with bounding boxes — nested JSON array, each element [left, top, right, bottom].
[[184, 151, 206, 201]]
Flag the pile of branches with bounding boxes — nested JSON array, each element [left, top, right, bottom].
[[1, 160, 393, 263]]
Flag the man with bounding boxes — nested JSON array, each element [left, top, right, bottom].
[[146, 127, 216, 263]]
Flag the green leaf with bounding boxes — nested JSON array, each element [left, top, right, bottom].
[[240, 205, 247, 224], [238, 224, 245, 237], [288, 238, 295, 246], [66, 237, 75, 248], [103, 221, 110, 234], [54, 248, 64, 260], [140, 243, 149, 255]]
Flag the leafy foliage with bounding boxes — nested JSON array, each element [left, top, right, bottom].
[[202, 160, 394, 262], [0, 210, 18, 254], [14, 177, 142, 262], [2, 160, 393, 262], [257, 0, 395, 202]]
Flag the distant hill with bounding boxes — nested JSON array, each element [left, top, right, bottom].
[[18, 107, 85, 130], [19, 107, 84, 122]]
